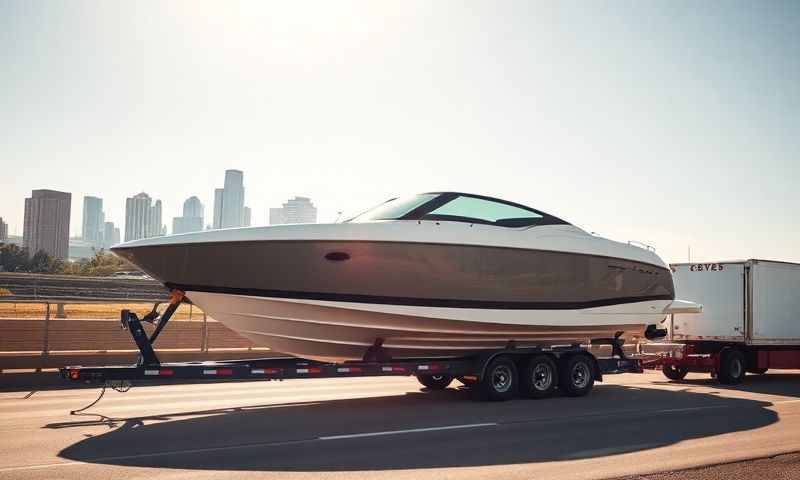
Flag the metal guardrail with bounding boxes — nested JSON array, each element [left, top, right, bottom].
[[0, 272, 169, 303]]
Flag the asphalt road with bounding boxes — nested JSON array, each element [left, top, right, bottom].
[[0, 370, 799, 480]]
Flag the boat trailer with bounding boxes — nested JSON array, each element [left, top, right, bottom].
[[60, 290, 645, 409]]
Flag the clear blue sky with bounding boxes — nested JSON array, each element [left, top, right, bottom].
[[1, 1, 798, 263]]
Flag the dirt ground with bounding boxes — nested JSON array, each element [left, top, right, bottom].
[[0, 302, 206, 320]]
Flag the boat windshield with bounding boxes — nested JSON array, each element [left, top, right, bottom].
[[348, 192, 568, 227]]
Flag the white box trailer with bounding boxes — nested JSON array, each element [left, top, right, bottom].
[[660, 259, 800, 384]]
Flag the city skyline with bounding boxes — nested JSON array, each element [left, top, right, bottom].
[[1, 2, 798, 263]]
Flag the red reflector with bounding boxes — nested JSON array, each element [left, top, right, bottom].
[[160, 369, 174, 376], [309, 367, 322, 374], [393, 366, 406, 372], [265, 368, 281, 374], [70, 369, 79, 380], [218, 368, 233, 376]]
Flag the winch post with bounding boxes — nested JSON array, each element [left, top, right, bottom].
[[120, 290, 185, 366]]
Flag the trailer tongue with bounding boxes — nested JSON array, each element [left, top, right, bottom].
[[60, 289, 644, 409]]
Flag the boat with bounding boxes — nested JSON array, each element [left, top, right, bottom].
[[112, 192, 684, 362]]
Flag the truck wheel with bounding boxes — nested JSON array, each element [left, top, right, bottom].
[[747, 367, 768, 375], [718, 348, 746, 385], [559, 354, 595, 397], [662, 364, 689, 381], [521, 355, 557, 399], [417, 374, 453, 390], [477, 355, 518, 401]]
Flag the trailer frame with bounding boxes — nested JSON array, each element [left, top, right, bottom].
[[60, 290, 644, 405]]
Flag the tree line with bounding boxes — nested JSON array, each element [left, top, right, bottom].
[[0, 243, 136, 276]]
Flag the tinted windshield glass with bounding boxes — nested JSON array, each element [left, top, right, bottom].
[[348, 192, 566, 227], [426, 196, 543, 226], [348, 193, 438, 222]]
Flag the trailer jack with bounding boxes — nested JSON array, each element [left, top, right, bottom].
[[120, 290, 184, 366]]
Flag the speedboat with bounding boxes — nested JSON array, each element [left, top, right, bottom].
[[113, 192, 681, 362]]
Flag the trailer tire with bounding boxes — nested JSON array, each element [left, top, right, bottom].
[[747, 367, 768, 375], [520, 355, 558, 399], [718, 348, 746, 385], [476, 355, 518, 401], [662, 364, 689, 381], [559, 354, 595, 397], [417, 374, 453, 390]]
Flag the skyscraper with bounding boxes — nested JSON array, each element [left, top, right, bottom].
[[212, 188, 224, 229], [183, 196, 204, 219], [150, 199, 164, 236], [125, 192, 155, 241], [269, 197, 317, 225], [243, 206, 252, 227], [172, 196, 204, 234], [23, 189, 71, 258], [0, 217, 8, 243], [81, 196, 104, 247], [212, 170, 246, 229], [103, 221, 120, 248]]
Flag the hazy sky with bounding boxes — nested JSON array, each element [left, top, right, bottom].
[[1, 1, 798, 263]]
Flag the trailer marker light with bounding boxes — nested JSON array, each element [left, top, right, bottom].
[[70, 369, 79, 380], [462, 375, 478, 381], [297, 367, 321, 374]]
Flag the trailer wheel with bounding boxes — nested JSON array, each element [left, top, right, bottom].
[[662, 364, 689, 381], [476, 355, 518, 401], [417, 374, 453, 390], [521, 355, 557, 399], [718, 348, 746, 385], [559, 354, 595, 397], [747, 367, 768, 375]]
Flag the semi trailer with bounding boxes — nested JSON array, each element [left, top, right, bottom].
[[659, 259, 800, 384]]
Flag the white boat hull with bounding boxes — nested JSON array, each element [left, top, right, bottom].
[[188, 291, 669, 362]]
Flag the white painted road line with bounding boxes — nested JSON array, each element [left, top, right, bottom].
[[318, 423, 498, 440]]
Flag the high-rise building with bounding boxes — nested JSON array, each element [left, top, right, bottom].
[[23, 189, 71, 258], [183, 196, 204, 219], [243, 206, 252, 227], [125, 192, 165, 241], [212, 170, 246, 229], [102, 221, 118, 248], [269, 197, 317, 225], [81, 196, 104, 247], [173, 196, 205, 235], [150, 200, 164, 236], [0, 217, 8, 243], [212, 188, 224, 229]]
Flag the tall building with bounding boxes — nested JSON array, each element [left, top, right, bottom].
[[172, 196, 205, 235], [183, 196, 204, 219], [125, 192, 164, 241], [103, 221, 120, 248], [81, 196, 104, 247], [212, 188, 224, 229], [23, 189, 71, 258], [150, 200, 164, 236], [0, 217, 8, 243], [243, 206, 252, 227], [212, 170, 246, 229], [269, 196, 317, 225]]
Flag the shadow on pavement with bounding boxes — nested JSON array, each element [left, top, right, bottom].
[[54, 379, 787, 472], [650, 371, 800, 398]]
